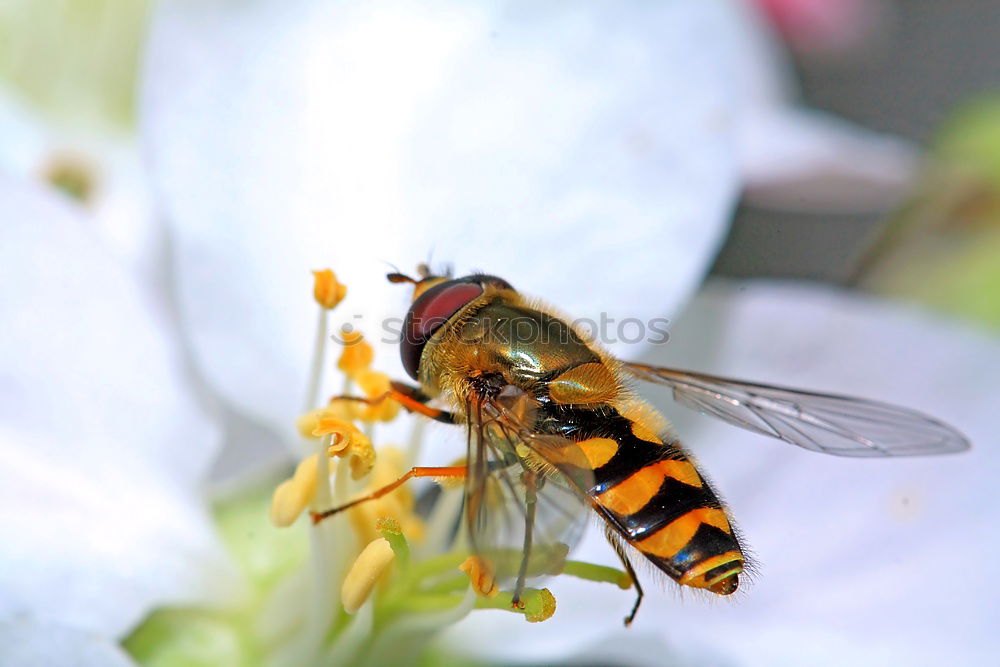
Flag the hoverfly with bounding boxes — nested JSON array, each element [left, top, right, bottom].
[[313, 266, 969, 624]]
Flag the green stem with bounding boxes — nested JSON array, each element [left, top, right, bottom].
[[561, 560, 631, 589]]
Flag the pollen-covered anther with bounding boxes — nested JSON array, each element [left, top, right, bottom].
[[269, 454, 321, 527], [310, 417, 376, 479], [341, 537, 395, 614], [355, 369, 401, 422], [42, 152, 98, 204], [337, 329, 374, 377], [296, 403, 360, 439], [312, 415, 358, 448], [312, 269, 347, 310], [523, 588, 557, 623], [459, 556, 499, 598]]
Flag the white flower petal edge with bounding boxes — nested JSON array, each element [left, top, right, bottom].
[[739, 108, 919, 213], [728, 0, 919, 213], [0, 619, 133, 667], [141, 0, 742, 451], [0, 174, 240, 639], [442, 280, 999, 666]]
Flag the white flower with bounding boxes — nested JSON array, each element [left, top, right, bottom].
[[0, 175, 240, 645], [4, 0, 990, 664]]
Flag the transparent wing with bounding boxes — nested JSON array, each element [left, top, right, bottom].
[[622, 363, 970, 457], [463, 385, 594, 585]]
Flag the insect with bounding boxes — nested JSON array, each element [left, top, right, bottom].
[[313, 266, 969, 624]]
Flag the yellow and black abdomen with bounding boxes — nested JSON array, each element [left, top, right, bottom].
[[449, 294, 745, 594], [536, 395, 745, 595]]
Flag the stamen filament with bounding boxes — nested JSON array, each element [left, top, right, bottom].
[[560, 560, 631, 589], [303, 305, 328, 414]]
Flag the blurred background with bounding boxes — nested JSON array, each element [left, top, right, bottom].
[[717, 0, 1000, 307]]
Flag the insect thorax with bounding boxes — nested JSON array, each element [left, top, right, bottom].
[[426, 294, 607, 401]]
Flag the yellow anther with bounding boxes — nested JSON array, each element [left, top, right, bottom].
[[306, 417, 375, 479], [327, 398, 364, 421], [42, 152, 97, 204], [459, 556, 499, 598], [312, 269, 347, 310], [296, 403, 361, 439], [355, 369, 401, 422], [302, 414, 377, 480], [269, 454, 321, 527], [341, 537, 395, 614], [312, 416, 359, 446], [345, 438, 376, 480], [376, 517, 401, 536], [337, 329, 374, 377], [524, 588, 557, 623]]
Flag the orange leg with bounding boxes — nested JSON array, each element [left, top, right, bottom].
[[331, 381, 456, 423], [310, 465, 468, 524]]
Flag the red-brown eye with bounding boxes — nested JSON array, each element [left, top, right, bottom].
[[401, 281, 484, 379]]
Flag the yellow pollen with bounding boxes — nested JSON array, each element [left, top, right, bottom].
[[376, 517, 401, 535], [341, 537, 395, 614], [459, 556, 499, 598], [337, 329, 374, 377], [300, 416, 375, 479], [269, 454, 321, 527], [312, 269, 347, 310], [355, 369, 401, 422], [344, 439, 376, 480], [312, 415, 358, 443], [525, 588, 557, 623], [42, 153, 98, 204], [296, 403, 360, 439]]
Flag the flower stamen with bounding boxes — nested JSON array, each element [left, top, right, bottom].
[[312, 269, 347, 310], [269, 453, 321, 527], [341, 537, 395, 614], [459, 556, 499, 598], [337, 329, 374, 378]]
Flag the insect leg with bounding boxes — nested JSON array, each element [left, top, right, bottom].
[[310, 465, 467, 524], [389, 381, 459, 423], [605, 527, 644, 626], [330, 381, 457, 424], [511, 469, 539, 609]]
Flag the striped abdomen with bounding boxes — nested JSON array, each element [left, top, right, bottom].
[[538, 400, 745, 594]]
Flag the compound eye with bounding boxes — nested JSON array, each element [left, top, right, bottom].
[[401, 281, 484, 379]]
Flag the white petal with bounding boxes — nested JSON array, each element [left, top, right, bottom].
[[0, 87, 161, 283], [444, 280, 1000, 665], [142, 0, 742, 447], [0, 619, 133, 667], [0, 175, 238, 638]]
